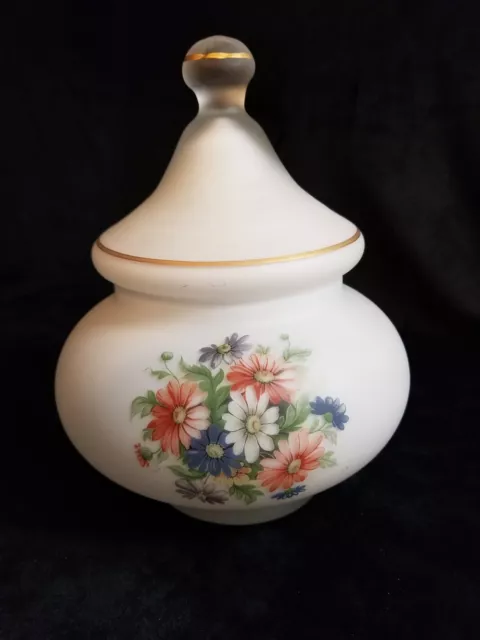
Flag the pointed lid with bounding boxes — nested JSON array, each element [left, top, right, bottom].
[[96, 35, 360, 266]]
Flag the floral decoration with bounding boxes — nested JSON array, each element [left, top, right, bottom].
[[131, 333, 349, 506], [223, 388, 279, 463], [174, 478, 229, 504], [147, 380, 209, 456], [199, 333, 251, 368], [227, 354, 295, 404], [272, 485, 307, 500], [257, 429, 325, 492], [310, 396, 349, 431], [185, 424, 243, 476]]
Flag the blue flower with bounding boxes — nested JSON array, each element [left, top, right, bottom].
[[310, 396, 349, 430], [272, 485, 306, 500], [199, 333, 251, 368], [185, 424, 243, 477]]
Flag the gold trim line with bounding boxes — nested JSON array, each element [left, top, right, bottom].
[[95, 229, 361, 268], [184, 52, 253, 61]]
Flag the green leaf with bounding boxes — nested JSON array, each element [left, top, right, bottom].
[[180, 359, 231, 426], [149, 370, 170, 380], [229, 486, 236, 496], [212, 403, 228, 425], [277, 416, 285, 428], [140, 446, 153, 461], [279, 397, 311, 433], [215, 385, 230, 407], [255, 344, 270, 355], [282, 342, 312, 362], [246, 461, 263, 481], [168, 465, 206, 480], [230, 483, 264, 505], [146, 390, 156, 404], [179, 359, 213, 381], [319, 451, 336, 468], [217, 402, 229, 416], [284, 405, 296, 428], [323, 427, 337, 445], [131, 394, 156, 419], [142, 428, 155, 441], [296, 395, 311, 418], [178, 443, 188, 464], [199, 380, 210, 394], [156, 449, 169, 463], [213, 369, 224, 386], [288, 348, 312, 361]]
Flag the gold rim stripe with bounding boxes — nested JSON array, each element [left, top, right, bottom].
[[95, 229, 361, 268], [184, 52, 253, 61]]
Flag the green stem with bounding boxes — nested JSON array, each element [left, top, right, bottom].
[[283, 339, 292, 362], [165, 362, 179, 382]]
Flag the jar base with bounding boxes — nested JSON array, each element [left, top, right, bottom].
[[174, 498, 311, 525]]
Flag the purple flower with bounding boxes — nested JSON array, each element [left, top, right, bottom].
[[199, 333, 251, 368], [272, 485, 306, 500], [175, 478, 228, 504], [310, 396, 349, 430], [186, 424, 243, 477], [201, 482, 229, 504]]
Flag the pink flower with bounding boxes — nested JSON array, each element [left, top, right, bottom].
[[258, 429, 325, 492], [147, 381, 209, 456], [226, 354, 294, 404], [134, 443, 150, 468]]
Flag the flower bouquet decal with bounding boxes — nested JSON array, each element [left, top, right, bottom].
[[132, 334, 349, 506]]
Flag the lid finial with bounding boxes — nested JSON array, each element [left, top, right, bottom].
[[183, 35, 255, 109]]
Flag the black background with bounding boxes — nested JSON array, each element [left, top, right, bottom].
[[2, 1, 480, 638]]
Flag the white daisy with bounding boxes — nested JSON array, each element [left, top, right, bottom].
[[223, 387, 280, 463]]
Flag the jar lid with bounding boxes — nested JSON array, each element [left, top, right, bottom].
[[96, 35, 360, 267]]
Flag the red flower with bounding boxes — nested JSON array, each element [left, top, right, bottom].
[[147, 381, 209, 456], [226, 354, 294, 404], [258, 429, 325, 492], [134, 443, 150, 468]]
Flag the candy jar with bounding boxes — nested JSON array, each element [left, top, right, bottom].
[[55, 36, 409, 525]]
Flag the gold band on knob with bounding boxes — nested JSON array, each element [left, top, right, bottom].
[[184, 52, 253, 61]]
